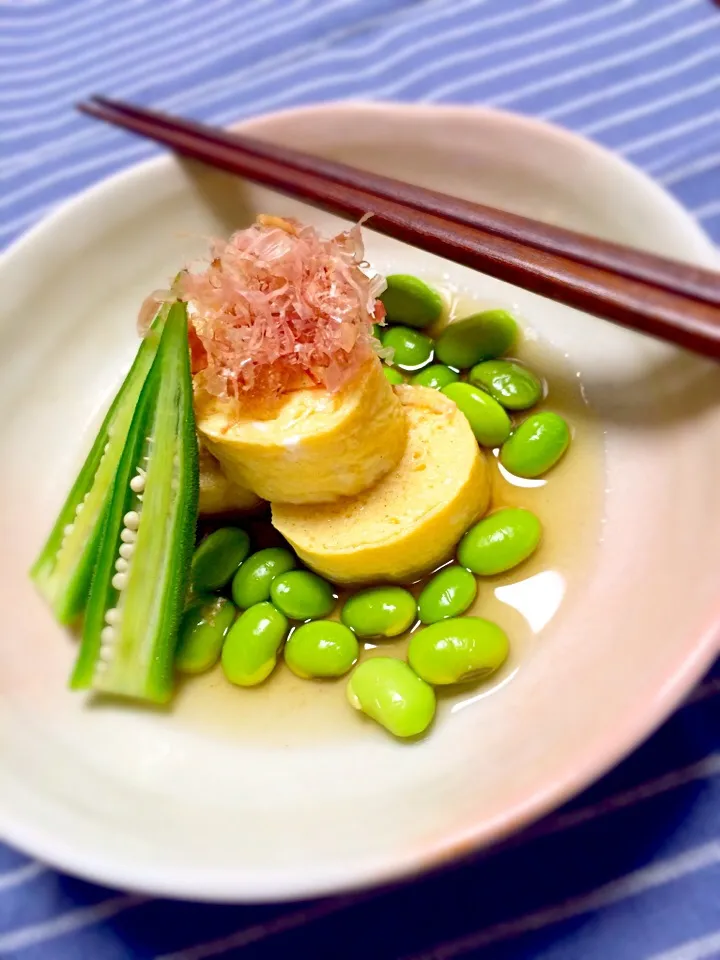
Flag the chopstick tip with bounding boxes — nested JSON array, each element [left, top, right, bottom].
[[76, 96, 112, 118]]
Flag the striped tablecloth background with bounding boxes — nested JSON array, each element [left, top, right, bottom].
[[1, 1, 719, 957]]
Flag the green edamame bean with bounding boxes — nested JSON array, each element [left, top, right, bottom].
[[270, 570, 335, 620], [469, 359, 542, 410], [176, 596, 237, 674], [410, 363, 459, 390], [500, 411, 570, 478], [458, 508, 542, 576], [231, 547, 296, 609], [347, 658, 436, 738], [409, 617, 509, 685], [441, 382, 511, 447], [382, 326, 433, 370], [417, 565, 477, 624], [379, 274, 444, 329], [435, 310, 518, 369], [191, 527, 250, 592], [285, 620, 359, 679], [383, 366, 405, 385], [221, 601, 288, 686], [341, 587, 417, 638]]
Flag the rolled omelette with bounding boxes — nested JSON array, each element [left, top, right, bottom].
[[198, 444, 262, 516], [196, 357, 407, 505], [272, 385, 490, 583]]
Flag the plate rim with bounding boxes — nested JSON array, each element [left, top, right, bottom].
[[3, 100, 718, 271]]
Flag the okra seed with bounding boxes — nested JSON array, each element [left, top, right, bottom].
[[115, 557, 128, 573], [119, 543, 134, 560], [123, 511, 140, 530], [95, 661, 108, 673], [104, 443, 110, 454], [75, 503, 84, 516], [100, 626, 115, 643], [130, 475, 145, 493], [63, 524, 74, 536], [120, 528, 137, 543], [105, 608, 120, 625], [112, 572, 128, 591]]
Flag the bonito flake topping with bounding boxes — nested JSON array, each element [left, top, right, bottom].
[[142, 216, 387, 408]]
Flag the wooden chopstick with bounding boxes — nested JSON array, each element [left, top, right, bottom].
[[78, 96, 720, 360], [85, 96, 720, 309]]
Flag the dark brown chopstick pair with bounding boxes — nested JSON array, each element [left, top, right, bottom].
[[78, 95, 720, 360]]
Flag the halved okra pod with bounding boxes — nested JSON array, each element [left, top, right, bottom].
[[71, 302, 198, 703], [30, 303, 171, 624]]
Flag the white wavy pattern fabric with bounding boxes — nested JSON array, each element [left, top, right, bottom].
[[1, 1, 719, 958]]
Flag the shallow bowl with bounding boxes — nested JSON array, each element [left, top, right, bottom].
[[0, 102, 719, 901]]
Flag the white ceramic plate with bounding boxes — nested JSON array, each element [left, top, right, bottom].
[[1, 103, 719, 902]]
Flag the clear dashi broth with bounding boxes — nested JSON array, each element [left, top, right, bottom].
[[175, 288, 606, 743]]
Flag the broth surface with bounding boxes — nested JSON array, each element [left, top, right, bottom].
[[174, 291, 606, 744]]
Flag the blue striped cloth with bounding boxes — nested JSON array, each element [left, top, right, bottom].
[[1, 1, 719, 957]]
